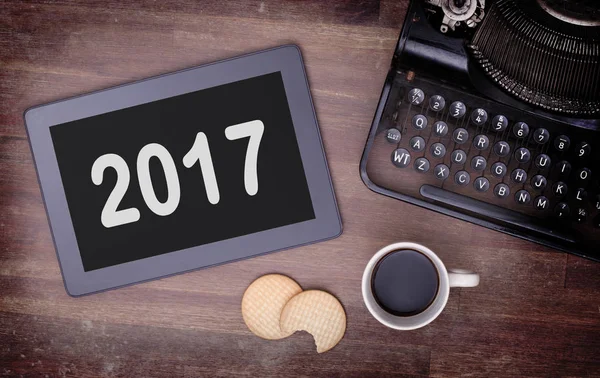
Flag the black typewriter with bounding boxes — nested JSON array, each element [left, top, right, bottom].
[[360, 0, 600, 261]]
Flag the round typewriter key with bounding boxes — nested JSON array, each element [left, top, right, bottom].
[[595, 194, 600, 210], [449, 101, 466, 118], [473, 135, 489, 150], [554, 135, 570, 152], [511, 168, 527, 184], [454, 170, 470, 186], [410, 136, 426, 152], [414, 157, 430, 173], [431, 143, 446, 158], [494, 183, 510, 199], [557, 160, 571, 177], [470, 108, 488, 126], [429, 95, 446, 112], [433, 121, 448, 137], [554, 202, 570, 218], [408, 88, 425, 105], [515, 147, 531, 163], [492, 115, 508, 132], [535, 154, 551, 169], [452, 128, 469, 144], [575, 208, 587, 223], [515, 190, 531, 205], [491, 162, 507, 178], [451, 149, 467, 165], [534, 196, 549, 210], [434, 164, 450, 180], [385, 128, 401, 143], [391, 148, 411, 168], [471, 156, 487, 171], [575, 188, 587, 201], [576, 142, 591, 158], [474, 177, 490, 192], [577, 167, 591, 182], [531, 175, 547, 191], [513, 122, 529, 138], [493, 141, 510, 157], [552, 181, 568, 197], [533, 128, 549, 144], [412, 114, 428, 130]]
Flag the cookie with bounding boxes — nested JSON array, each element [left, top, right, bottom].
[[241, 274, 303, 340], [280, 290, 346, 353]]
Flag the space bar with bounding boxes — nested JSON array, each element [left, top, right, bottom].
[[419, 185, 576, 243]]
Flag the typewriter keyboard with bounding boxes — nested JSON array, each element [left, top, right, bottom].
[[364, 71, 600, 258]]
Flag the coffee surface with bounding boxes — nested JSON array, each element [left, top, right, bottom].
[[371, 249, 439, 316]]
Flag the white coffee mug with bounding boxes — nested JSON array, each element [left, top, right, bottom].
[[362, 242, 479, 330]]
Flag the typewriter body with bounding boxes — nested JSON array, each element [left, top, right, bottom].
[[360, 0, 600, 261]]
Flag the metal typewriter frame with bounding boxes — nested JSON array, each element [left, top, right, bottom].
[[360, 0, 600, 262]]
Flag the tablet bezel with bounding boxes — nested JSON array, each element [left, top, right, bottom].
[[24, 45, 342, 296]]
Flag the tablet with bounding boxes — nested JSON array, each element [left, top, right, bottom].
[[25, 45, 342, 296]]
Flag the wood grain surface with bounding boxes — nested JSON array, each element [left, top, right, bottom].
[[1, 1, 599, 377]]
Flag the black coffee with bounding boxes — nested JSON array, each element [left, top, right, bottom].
[[371, 249, 439, 316]]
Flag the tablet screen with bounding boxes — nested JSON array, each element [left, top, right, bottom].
[[50, 72, 315, 271]]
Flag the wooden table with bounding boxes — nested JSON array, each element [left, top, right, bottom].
[[1, 1, 599, 376]]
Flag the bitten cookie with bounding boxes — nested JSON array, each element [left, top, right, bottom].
[[241, 274, 303, 340], [279, 290, 346, 353]]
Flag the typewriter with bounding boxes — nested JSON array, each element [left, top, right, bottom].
[[360, 0, 600, 261]]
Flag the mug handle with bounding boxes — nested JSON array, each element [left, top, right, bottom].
[[447, 268, 480, 288]]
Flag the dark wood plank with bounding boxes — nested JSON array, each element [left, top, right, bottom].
[[1, 0, 599, 377]]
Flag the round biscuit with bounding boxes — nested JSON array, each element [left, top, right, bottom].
[[241, 274, 302, 340], [279, 290, 346, 353]]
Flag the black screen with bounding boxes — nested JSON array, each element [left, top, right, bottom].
[[50, 72, 315, 271]]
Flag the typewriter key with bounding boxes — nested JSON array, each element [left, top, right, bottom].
[[492, 115, 508, 131], [555, 202, 570, 218], [413, 114, 428, 130], [576, 142, 591, 158], [494, 183, 510, 198], [491, 162, 507, 178], [531, 175, 547, 191], [554, 135, 570, 152], [575, 208, 587, 223], [407, 88, 425, 105], [433, 121, 448, 137], [471, 108, 488, 126], [552, 182, 568, 197], [511, 169, 527, 184], [533, 128, 550, 144], [515, 148, 531, 163], [575, 188, 587, 201], [534, 196, 549, 210], [449, 101, 466, 118], [474, 177, 490, 192], [410, 136, 426, 152], [515, 190, 531, 205], [513, 122, 529, 138], [535, 154, 551, 169], [455, 171, 470, 186], [385, 128, 401, 143], [392, 148, 411, 168], [414, 158, 430, 173], [493, 141, 510, 157], [429, 95, 445, 112]]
